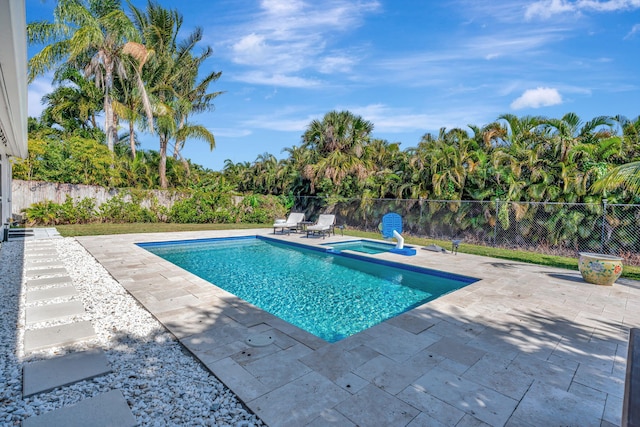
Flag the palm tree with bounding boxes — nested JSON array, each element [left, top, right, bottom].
[[130, 1, 218, 188], [542, 113, 612, 163], [593, 162, 640, 194], [112, 64, 148, 158], [172, 49, 223, 174], [27, 0, 153, 152], [301, 110, 374, 195], [40, 65, 102, 135]]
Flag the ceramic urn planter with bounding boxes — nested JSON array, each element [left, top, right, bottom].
[[578, 252, 623, 286]]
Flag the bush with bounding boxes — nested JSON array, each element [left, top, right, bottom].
[[24, 200, 62, 226], [234, 194, 287, 224], [21, 189, 285, 226], [98, 193, 158, 223], [168, 190, 234, 223], [59, 196, 96, 224]]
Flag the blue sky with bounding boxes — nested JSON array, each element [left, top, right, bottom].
[[27, 0, 640, 171]]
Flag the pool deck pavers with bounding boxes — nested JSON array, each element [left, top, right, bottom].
[[70, 229, 640, 427]]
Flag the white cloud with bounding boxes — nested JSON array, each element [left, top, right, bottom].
[[242, 114, 313, 132], [346, 103, 488, 134], [27, 76, 54, 118], [318, 55, 356, 74], [210, 127, 252, 138], [526, 0, 640, 20], [231, 71, 322, 88], [625, 23, 640, 38], [260, 0, 305, 16], [510, 87, 563, 109], [525, 0, 575, 19], [224, 0, 381, 85]]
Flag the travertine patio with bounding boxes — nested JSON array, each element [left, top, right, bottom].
[[76, 229, 639, 426]]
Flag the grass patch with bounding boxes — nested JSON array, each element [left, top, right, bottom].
[[55, 222, 271, 237], [344, 229, 640, 281]]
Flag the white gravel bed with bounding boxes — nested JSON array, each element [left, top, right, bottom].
[[0, 238, 265, 426]]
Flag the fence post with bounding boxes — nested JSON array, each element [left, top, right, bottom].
[[601, 198, 608, 253], [494, 199, 500, 246]]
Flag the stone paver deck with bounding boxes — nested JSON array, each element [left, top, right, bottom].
[[76, 229, 640, 426]]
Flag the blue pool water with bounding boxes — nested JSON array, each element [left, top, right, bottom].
[[138, 237, 477, 342], [323, 239, 408, 254]]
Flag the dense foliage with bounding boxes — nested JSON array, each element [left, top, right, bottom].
[[27, 0, 221, 188], [13, 118, 220, 188], [22, 188, 289, 227], [223, 111, 640, 205]]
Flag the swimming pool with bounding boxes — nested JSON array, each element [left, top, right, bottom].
[[138, 237, 477, 342], [323, 239, 409, 254]]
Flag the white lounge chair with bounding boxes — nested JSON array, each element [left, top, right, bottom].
[[273, 212, 305, 235], [306, 214, 336, 239]]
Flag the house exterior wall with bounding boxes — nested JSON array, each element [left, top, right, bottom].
[[0, 0, 28, 237]]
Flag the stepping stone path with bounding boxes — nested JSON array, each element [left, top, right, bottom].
[[20, 238, 137, 425]]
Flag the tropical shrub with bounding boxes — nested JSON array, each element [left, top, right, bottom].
[[59, 196, 96, 224], [168, 189, 234, 223], [24, 200, 62, 226], [98, 193, 158, 223], [234, 194, 288, 224]]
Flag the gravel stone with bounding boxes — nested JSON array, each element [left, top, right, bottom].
[[0, 238, 265, 426]]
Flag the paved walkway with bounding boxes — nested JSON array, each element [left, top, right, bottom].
[[76, 229, 640, 427]]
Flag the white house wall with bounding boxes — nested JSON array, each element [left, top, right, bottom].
[[0, 0, 28, 234]]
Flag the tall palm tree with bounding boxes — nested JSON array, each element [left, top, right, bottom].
[[111, 61, 149, 158], [27, 0, 153, 151], [130, 1, 217, 188], [172, 49, 223, 173]]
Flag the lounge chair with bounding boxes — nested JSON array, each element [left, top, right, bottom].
[[306, 214, 336, 239], [273, 212, 305, 235]]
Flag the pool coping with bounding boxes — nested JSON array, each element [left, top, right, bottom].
[[77, 229, 640, 426]]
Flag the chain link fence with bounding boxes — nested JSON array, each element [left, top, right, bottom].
[[292, 197, 640, 266]]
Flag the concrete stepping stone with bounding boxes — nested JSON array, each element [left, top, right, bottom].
[[24, 321, 96, 353], [26, 244, 55, 249], [25, 260, 64, 268], [29, 241, 53, 247], [23, 350, 111, 397], [27, 285, 79, 303], [25, 249, 57, 256], [25, 257, 59, 264], [25, 267, 69, 278], [26, 276, 73, 289], [26, 301, 86, 325], [25, 255, 60, 265], [21, 390, 136, 427]]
